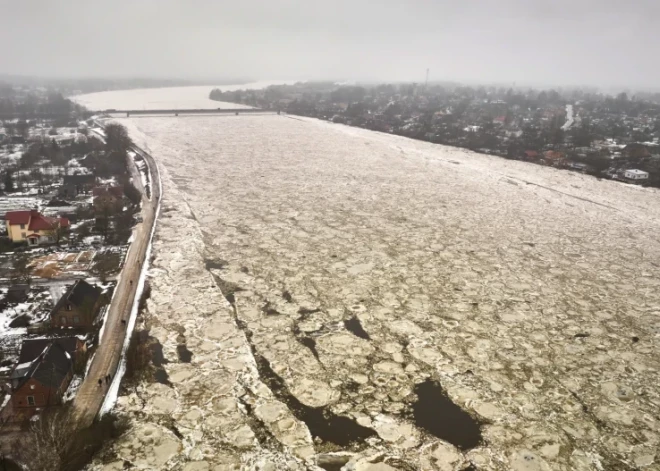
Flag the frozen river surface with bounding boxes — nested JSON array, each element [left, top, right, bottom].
[[72, 81, 287, 110], [78, 90, 660, 471]]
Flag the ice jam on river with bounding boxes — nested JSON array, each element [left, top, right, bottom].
[[76, 87, 660, 471]]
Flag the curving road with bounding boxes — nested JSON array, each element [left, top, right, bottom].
[[71, 145, 161, 426]]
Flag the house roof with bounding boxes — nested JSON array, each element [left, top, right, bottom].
[[4, 210, 70, 230], [52, 279, 102, 314], [5, 210, 31, 225], [28, 212, 70, 231], [11, 343, 73, 391], [17, 337, 81, 365]]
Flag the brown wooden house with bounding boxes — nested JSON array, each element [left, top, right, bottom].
[[9, 339, 79, 420], [50, 279, 104, 330]]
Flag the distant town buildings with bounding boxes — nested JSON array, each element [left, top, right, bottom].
[[624, 169, 649, 180], [210, 83, 660, 188]]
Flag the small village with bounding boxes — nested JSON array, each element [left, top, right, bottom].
[[0, 85, 148, 430], [211, 82, 660, 187]]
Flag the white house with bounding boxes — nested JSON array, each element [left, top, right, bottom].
[[624, 169, 649, 180]]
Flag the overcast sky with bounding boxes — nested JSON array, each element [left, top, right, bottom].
[[1, 0, 658, 89]]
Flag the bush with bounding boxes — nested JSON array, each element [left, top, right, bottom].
[[12, 407, 130, 471], [123, 181, 142, 206]]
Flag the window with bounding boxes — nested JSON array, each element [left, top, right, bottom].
[[73, 316, 80, 324], [61, 316, 66, 325], [21, 232, 26, 238], [20, 224, 25, 229], [66, 304, 72, 311], [27, 396, 35, 406]]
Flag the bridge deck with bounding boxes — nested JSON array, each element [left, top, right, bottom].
[[105, 108, 279, 117]]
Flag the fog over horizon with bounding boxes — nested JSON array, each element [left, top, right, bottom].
[[1, 0, 659, 91]]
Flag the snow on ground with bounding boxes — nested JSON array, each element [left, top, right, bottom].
[[0, 303, 31, 336], [63, 375, 83, 402], [80, 96, 660, 470]]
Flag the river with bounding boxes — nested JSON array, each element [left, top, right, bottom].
[[75, 86, 660, 471], [561, 104, 574, 131]]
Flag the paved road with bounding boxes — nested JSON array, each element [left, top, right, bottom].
[[71, 146, 160, 426]]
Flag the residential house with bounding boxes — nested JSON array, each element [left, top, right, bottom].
[[4, 210, 70, 245], [523, 150, 539, 161], [543, 150, 566, 166], [9, 340, 77, 419], [59, 174, 95, 198], [624, 169, 649, 180], [50, 279, 104, 329], [17, 337, 86, 370], [623, 143, 651, 159]]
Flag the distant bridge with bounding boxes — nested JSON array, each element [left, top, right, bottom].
[[104, 108, 281, 117]]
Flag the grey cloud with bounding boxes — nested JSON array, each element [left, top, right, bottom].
[[1, 0, 658, 89]]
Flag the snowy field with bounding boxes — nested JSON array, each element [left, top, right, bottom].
[[75, 89, 660, 470], [71, 81, 292, 111]]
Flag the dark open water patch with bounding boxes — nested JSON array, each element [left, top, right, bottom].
[[411, 379, 482, 450], [298, 336, 320, 361], [210, 273, 245, 306], [150, 340, 169, 367], [293, 319, 320, 360], [177, 344, 193, 363], [298, 307, 321, 316], [204, 258, 227, 270], [262, 301, 281, 316], [154, 368, 171, 386], [254, 354, 376, 447], [212, 273, 375, 448], [317, 454, 351, 471], [344, 316, 370, 340]]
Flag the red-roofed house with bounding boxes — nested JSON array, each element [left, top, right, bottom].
[[4, 210, 70, 246]]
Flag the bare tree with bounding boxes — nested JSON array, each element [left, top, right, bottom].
[[104, 122, 132, 154], [45, 219, 68, 246], [12, 407, 129, 471], [11, 253, 32, 286]]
